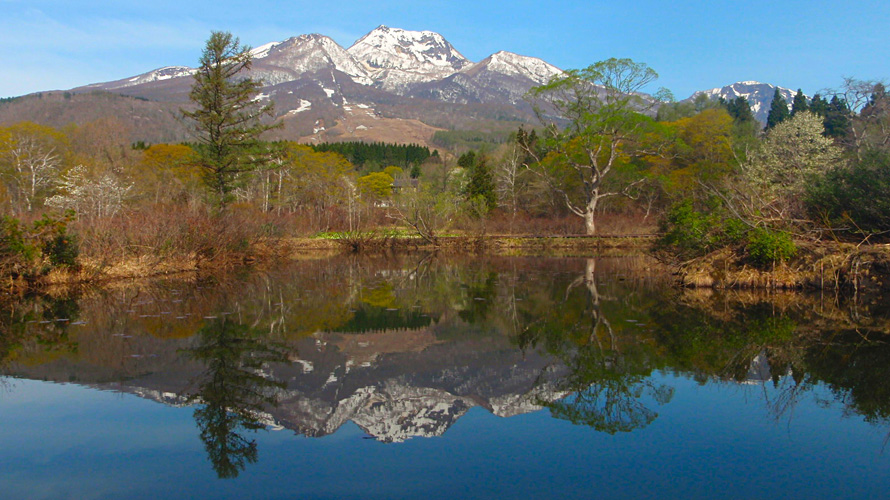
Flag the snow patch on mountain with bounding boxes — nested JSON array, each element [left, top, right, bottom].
[[321, 382, 472, 443], [287, 99, 312, 114], [251, 34, 373, 86], [471, 51, 562, 85], [131, 388, 190, 407], [489, 383, 568, 418], [348, 25, 471, 92], [250, 41, 283, 59], [111, 66, 196, 89]]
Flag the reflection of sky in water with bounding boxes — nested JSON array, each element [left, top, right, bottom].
[[2, 374, 888, 500]]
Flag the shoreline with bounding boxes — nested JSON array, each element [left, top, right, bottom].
[[677, 241, 890, 293], [7, 233, 890, 295], [2, 234, 657, 295]]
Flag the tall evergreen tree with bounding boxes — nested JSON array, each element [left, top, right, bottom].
[[723, 96, 759, 141], [182, 31, 278, 206], [766, 88, 790, 129], [791, 89, 809, 116], [724, 96, 757, 127], [457, 150, 477, 170], [809, 94, 829, 117], [824, 96, 852, 141], [464, 154, 497, 211]]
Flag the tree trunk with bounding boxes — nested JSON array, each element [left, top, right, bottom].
[[584, 194, 598, 235]]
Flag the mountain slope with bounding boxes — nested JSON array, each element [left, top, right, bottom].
[[410, 51, 562, 105], [0, 91, 188, 143], [689, 81, 796, 125], [249, 33, 373, 86]]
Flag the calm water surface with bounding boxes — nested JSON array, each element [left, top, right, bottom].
[[1, 255, 889, 499]]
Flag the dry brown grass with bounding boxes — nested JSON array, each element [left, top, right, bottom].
[[679, 242, 890, 292]]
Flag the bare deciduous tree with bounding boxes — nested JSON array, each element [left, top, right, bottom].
[[46, 165, 133, 220], [0, 124, 64, 214]]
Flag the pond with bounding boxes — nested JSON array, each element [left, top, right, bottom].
[[1, 255, 889, 499]]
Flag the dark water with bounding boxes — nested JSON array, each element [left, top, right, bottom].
[[1, 255, 889, 499]]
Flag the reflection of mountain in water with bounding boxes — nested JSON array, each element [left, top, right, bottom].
[[266, 332, 567, 442], [154, 339, 564, 442], [9, 323, 567, 443]]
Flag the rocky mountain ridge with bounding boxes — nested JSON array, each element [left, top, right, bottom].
[[1, 25, 800, 144], [8, 326, 569, 443]]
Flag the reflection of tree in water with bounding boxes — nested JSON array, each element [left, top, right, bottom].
[[548, 343, 674, 434], [6, 255, 890, 449], [797, 330, 890, 425], [650, 291, 890, 434], [518, 259, 673, 433], [0, 294, 80, 371], [185, 317, 290, 479], [458, 271, 498, 324]]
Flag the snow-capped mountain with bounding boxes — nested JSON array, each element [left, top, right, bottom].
[[6, 25, 812, 145], [475, 51, 562, 85], [689, 81, 796, 125], [54, 25, 563, 144], [347, 25, 472, 92], [410, 51, 562, 105], [249, 33, 373, 86]]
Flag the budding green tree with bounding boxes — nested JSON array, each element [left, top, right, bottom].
[[524, 58, 664, 234]]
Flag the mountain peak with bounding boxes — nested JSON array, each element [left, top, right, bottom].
[[347, 26, 470, 92], [477, 51, 562, 85], [248, 33, 372, 86]]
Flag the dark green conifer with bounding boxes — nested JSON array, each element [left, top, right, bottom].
[[725, 96, 756, 126], [457, 150, 477, 170], [182, 31, 278, 206], [766, 88, 790, 129], [790, 89, 809, 116], [809, 94, 829, 117], [464, 154, 496, 210], [824, 96, 852, 140]]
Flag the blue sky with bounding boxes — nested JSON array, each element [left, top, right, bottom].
[[1, 0, 887, 99]]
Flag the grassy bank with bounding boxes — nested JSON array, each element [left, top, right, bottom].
[[11, 214, 889, 297], [678, 241, 890, 292], [2, 231, 663, 294]]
